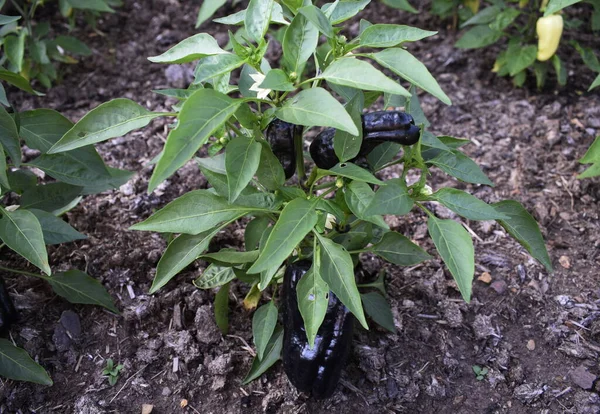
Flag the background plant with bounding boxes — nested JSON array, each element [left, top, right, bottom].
[[454, 0, 600, 89], [0, 0, 121, 88], [47, 0, 552, 384], [0, 71, 121, 384]]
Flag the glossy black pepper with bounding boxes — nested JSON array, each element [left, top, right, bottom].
[[309, 111, 421, 170], [282, 260, 354, 399], [265, 119, 302, 179]]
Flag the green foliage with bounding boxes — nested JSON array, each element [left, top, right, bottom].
[[63, 0, 552, 386], [0, 0, 121, 88], [472, 364, 489, 380], [102, 358, 124, 386], [453, 0, 598, 88], [578, 136, 600, 178]]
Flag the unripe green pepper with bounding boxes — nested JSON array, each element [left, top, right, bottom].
[[536, 14, 563, 62]]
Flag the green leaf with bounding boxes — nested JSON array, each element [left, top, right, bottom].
[[461, 6, 501, 27], [5, 32, 26, 73], [328, 162, 383, 185], [344, 181, 389, 229], [248, 198, 318, 274], [315, 233, 368, 329], [361, 292, 396, 333], [19, 109, 74, 153], [0, 83, 8, 106], [427, 150, 493, 186], [589, 74, 600, 91], [54, 35, 92, 56], [242, 325, 283, 384], [297, 265, 329, 348], [282, 13, 319, 73], [431, 188, 509, 221], [152, 229, 219, 293], [67, 0, 115, 12], [0, 69, 41, 95], [276, 87, 358, 135], [0, 209, 50, 275], [359, 24, 437, 48], [194, 53, 246, 84], [333, 221, 373, 250], [48, 99, 164, 153], [507, 45, 537, 77], [196, 0, 228, 27], [214, 282, 230, 334], [259, 69, 295, 91], [201, 249, 260, 265], [321, 58, 410, 97], [194, 264, 236, 289], [0, 339, 52, 385], [370, 48, 451, 105], [256, 142, 286, 190], [226, 136, 262, 203], [365, 178, 413, 216], [197, 153, 227, 174], [6, 170, 36, 195], [47, 269, 118, 313], [369, 231, 431, 265], [245, 0, 274, 43], [20, 183, 82, 212], [0, 105, 21, 165], [0, 146, 9, 190], [493, 200, 553, 272], [551, 54, 567, 86], [148, 33, 227, 64], [455, 25, 503, 49], [380, 0, 417, 13], [427, 216, 474, 302], [299, 5, 334, 38], [149, 89, 240, 192], [130, 190, 255, 235], [334, 92, 364, 162], [29, 209, 86, 245], [367, 142, 402, 170], [253, 301, 278, 360], [245, 217, 271, 250], [544, 0, 582, 16], [578, 137, 600, 178], [321, 0, 370, 24], [214, 4, 288, 25], [0, 15, 21, 25]]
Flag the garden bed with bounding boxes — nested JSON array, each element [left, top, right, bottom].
[[1, 0, 599, 412]]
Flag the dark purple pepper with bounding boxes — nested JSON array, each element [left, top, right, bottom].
[[265, 119, 302, 179], [309, 111, 420, 170], [282, 260, 354, 399], [0, 276, 17, 333]]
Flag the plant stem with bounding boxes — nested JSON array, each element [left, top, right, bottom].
[[295, 127, 306, 181], [347, 249, 369, 255], [0, 265, 50, 281], [226, 121, 245, 138]]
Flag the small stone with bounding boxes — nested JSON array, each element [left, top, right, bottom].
[[141, 404, 153, 414], [161, 387, 171, 396], [194, 306, 221, 345], [472, 314, 495, 340], [570, 365, 597, 390], [478, 272, 492, 284], [60, 310, 82, 341], [559, 255, 571, 269], [142, 404, 154, 414], [526, 339, 535, 351]]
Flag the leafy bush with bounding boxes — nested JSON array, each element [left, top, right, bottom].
[[455, 0, 600, 89], [0, 0, 121, 88], [0, 71, 120, 384], [49, 0, 552, 384]]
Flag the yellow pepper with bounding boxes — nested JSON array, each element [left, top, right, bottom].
[[463, 0, 480, 14], [536, 14, 563, 61]]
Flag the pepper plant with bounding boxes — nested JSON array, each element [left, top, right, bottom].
[[0, 0, 121, 88], [0, 72, 120, 385], [46, 0, 552, 384], [455, 0, 600, 89]]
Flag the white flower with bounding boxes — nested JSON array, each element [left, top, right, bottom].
[[248, 73, 272, 100], [324, 213, 336, 230]]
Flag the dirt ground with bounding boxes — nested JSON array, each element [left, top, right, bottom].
[[1, 0, 600, 413]]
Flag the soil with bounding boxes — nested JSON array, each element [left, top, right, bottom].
[[1, 1, 600, 413]]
